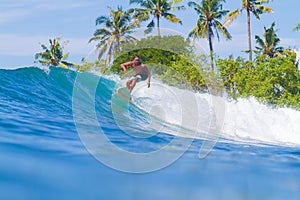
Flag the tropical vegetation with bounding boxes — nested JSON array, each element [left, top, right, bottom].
[[223, 0, 273, 61], [129, 0, 185, 36], [34, 37, 74, 69], [254, 22, 283, 58], [34, 0, 300, 109], [88, 6, 139, 66], [111, 35, 209, 91], [217, 50, 300, 108], [188, 0, 231, 70], [293, 23, 300, 32]]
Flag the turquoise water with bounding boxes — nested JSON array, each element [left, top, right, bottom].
[[1, 66, 300, 199]]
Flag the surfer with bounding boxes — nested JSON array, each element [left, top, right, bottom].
[[120, 55, 151, 93]]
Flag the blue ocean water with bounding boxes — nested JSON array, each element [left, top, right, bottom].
[[1, 66, 300, 200]]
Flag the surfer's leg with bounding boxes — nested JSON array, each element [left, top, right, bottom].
[[126, 80, 131, 91], [129, 77, 138, 93]]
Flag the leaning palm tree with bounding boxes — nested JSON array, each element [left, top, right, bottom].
[[293, 23, 300, 32], [188, 0, 232, 70], [223, 0, 273, 61], [130, 0, 185, 36], [35, 36, 73, 69], [89, 6, 139, 66], [255, 22, 283, 58]]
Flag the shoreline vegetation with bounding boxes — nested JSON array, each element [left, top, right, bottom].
[[34, 0, 300, 109]]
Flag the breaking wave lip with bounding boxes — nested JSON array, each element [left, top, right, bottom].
[[1, 66, 300, 149], [128, 78, 300, 148], [221, 97, 300, 148]]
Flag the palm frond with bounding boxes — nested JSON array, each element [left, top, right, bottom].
[[187, 1, 197, 8], [61, 52, 70, 61], [255, 22, 283, 57], [170, 5, 186, 11], [60, 62, 69, 69], [163, 13, 182, 24], [35, 36, 71, 68], [255, 35, 265, 49], [223, 9, 240, 27], [215, 21, 232, 40], [171, 0, 184, 4], [293, 24, 300, 32], [145, 19, 155, 34], [256, 5, 273, 13], [96, 16, 108, 25]]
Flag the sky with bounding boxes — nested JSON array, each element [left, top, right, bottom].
[[0, 0, 299, 69]]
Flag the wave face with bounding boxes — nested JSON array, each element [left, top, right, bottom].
[[1, 66, 300, 149], [1, 66, 300, 199]]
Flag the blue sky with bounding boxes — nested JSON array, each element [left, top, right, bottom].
[[0, 0, 299, 69]]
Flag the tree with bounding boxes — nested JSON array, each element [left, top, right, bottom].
[[255, 22, 283, 58], [223, 0, 273, 61], [130, 0, 185, 36], [217, 50, 300, 109], [89, 6, 139, 66], [35, 36, 74, 69], [293, 23, 300, 32], [188, 0, 231, 70], [76, 59, 108, 74], [111, 35, 208, 91]]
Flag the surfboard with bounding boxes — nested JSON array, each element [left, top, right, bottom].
[[116, 87, 132, 102]]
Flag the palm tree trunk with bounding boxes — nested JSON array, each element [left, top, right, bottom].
[[156, 14, 160, 36], [116, 33, 120, 52], [208, 26, 214, 71], [247, 8, 252, 61]]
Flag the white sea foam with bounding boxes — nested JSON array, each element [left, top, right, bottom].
[[223, 97, 300, 147], [131, 79, 300, 147]]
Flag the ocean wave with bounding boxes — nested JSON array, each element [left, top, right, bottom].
[[1, 66, 300, 148]]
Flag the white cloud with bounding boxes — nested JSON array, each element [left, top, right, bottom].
[[0, 0, 96, 24], [32, 0, 96, 10], [0, 34, 93, 57], [0, 0, 95, 10], [0, 9, 31, 24], [280, 38, 300, 48]]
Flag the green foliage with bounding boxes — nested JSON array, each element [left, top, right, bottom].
[[217, 49, 300, 109], [255, 22, 283, 58], [76, 59, 109, 74], [130, 0, 185, 36], [188, 0, 231, 70], [35, 36, 74, 68], [89, 6, 139, 66], [224, 0, 273, 61], [292, 23, 300, 32], [217, 57, 249, 98], [111, 35, 210, 91]]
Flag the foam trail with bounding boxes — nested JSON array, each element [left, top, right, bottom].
[[223, 97, 300, 146], [131, 79, 300, 147]]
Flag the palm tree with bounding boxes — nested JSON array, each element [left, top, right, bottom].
[[293, 23, 300, 32], [223, 0, 273, 61], [255, 22, 283, 58], [35, 37, 73, 69], [89, 6, 139, 66], [130, 0, 185, 36], [188, 0, 232, 70]]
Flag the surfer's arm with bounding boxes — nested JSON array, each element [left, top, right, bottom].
[[120, 61, 133, 74]]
